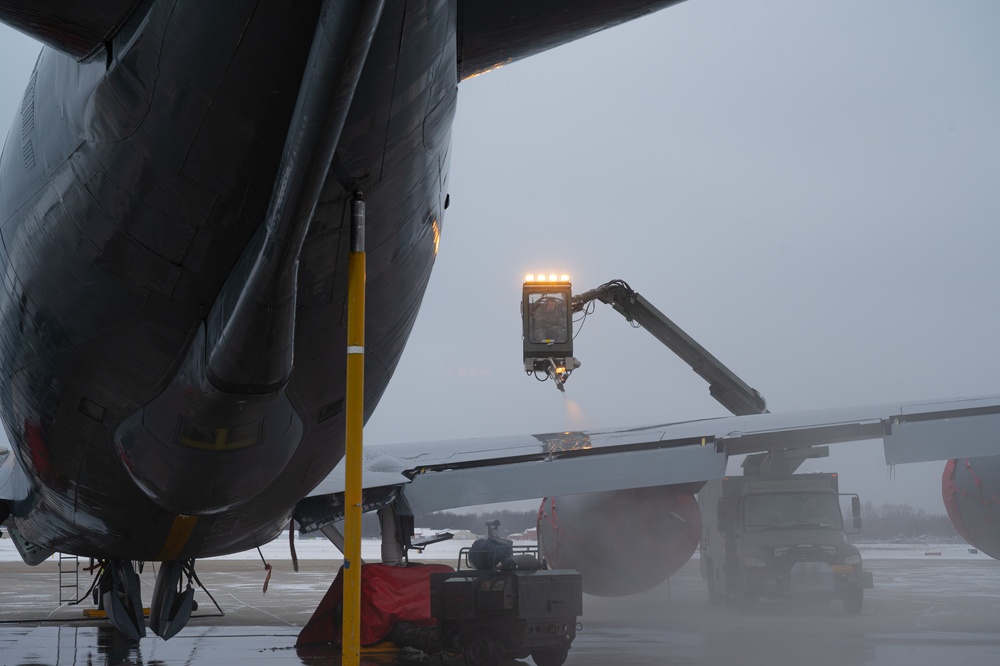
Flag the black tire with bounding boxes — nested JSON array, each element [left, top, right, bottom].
[[531, 646, 570, 666], [842, 587, 863, 614], [463, 632, 499, 666], [706, 565, 724, 607], [733, 592, 759, 613]]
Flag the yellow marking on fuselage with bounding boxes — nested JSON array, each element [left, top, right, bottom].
[[180, 426, 257, 451], [158, 515, 198, 561]]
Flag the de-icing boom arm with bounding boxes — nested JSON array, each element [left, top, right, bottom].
[[572, 280, 769, 417]]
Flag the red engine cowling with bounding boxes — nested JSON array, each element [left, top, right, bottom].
[[537, 485, 701, 597], [943, 457, 1000, 559]]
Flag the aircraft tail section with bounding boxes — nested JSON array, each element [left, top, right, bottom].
[[458, 0, 688, 80]]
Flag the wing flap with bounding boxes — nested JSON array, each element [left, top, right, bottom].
[[0, 446, 30, 505], [884, 399, 1000, 464], [0, 0, 146, 59]]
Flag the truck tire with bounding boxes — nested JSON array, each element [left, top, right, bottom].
[[842, 588, 863, 614], [733, 592, 759, 613], [531, 646, 570, 666], [463, 632, 499, 666], [706, 563, 724, 606]]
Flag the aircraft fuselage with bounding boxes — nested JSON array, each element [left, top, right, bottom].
[[0, 0, 453, 559]]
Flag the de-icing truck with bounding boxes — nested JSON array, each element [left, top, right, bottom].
[[698, 472, 874, 612]]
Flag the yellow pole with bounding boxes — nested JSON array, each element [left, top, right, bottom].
[[343, 194, 366, 665]]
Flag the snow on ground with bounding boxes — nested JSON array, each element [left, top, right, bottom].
[[0, 531, 514, 564], [853, 541, 990, 560], [0, 530, 990, 564]]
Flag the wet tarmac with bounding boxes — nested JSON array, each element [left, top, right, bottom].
[[2, 556, 1000, 665]]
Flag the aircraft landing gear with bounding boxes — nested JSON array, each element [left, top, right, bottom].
[[149, 560, 197, 639], [97, 560, 146, 640]]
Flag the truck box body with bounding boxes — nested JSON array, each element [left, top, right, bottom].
[[699, 473, 873, 611]]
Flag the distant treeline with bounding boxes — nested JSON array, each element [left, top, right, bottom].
[[347, 502, 957, 541], [850, 502, 959, 542], [358, 510, 539, 539]]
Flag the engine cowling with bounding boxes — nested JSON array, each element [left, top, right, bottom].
[[943, 457, 1000, 559], [537, 485, 701, 597]]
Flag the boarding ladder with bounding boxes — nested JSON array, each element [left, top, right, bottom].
[[57, 553, 79, 604]]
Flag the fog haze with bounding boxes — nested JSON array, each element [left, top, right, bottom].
[[1, 1, 997, 515]]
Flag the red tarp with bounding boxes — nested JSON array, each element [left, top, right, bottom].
[[297, 562, 454, 646]]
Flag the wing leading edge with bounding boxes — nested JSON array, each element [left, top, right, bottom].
[[295, 394, 1000, 531]]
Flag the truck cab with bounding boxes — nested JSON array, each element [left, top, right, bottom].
[[699, 473, 873, 613]]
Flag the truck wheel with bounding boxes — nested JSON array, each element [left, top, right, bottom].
[[531, 646, 570, 666], [706, 568, 724, 606], [733, 592, 759, 613], [842, 588, 863, 614], [463, 632, 499, 666]]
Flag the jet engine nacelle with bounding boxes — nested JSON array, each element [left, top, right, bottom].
[[537, 485, 701, 597], [943, 456, 1000, 559]]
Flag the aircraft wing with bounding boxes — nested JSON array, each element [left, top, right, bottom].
[[0, 445, 31, 525], [294, 394, 1000, 533]]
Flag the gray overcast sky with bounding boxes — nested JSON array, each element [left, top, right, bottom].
[[1, 1, 998, 515]]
